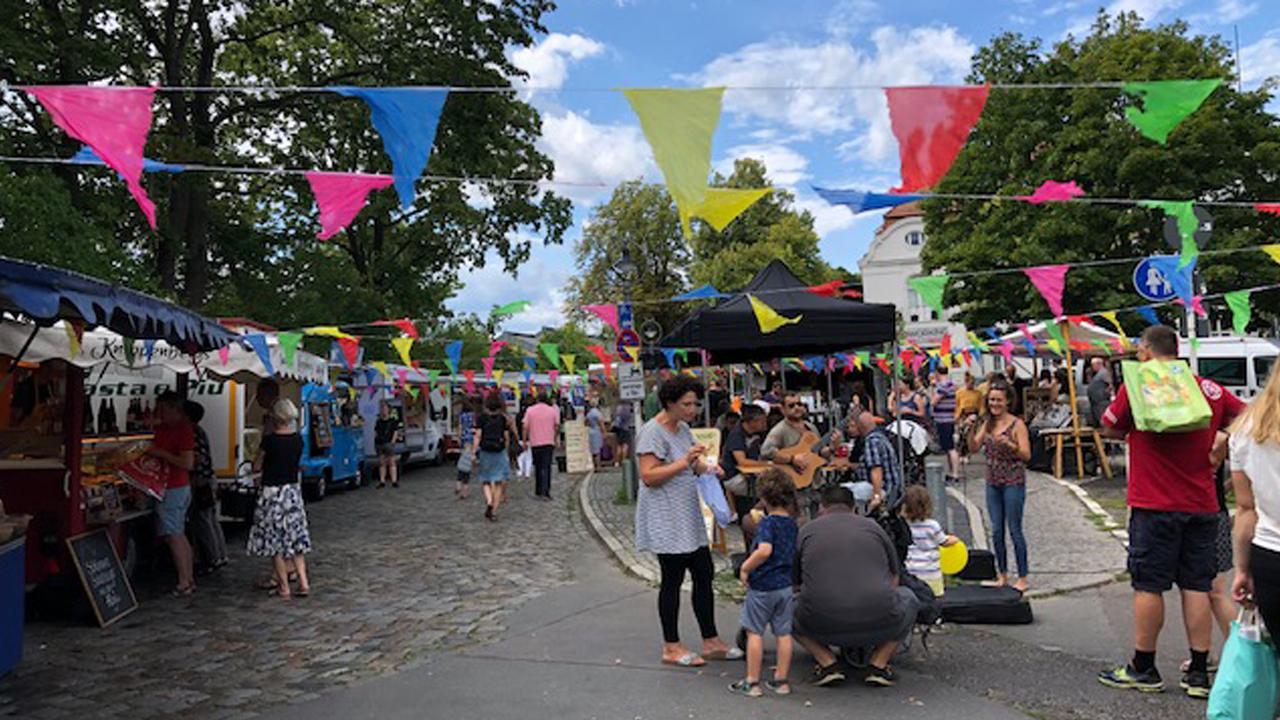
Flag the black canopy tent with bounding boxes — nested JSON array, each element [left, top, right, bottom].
[[660, 260, 896, 363]]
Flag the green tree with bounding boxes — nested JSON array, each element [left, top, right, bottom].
[[689, 158, 842, 291], [565, 180, 689, 335], [920, 12, 1280, 333], [0, 0, 571, 324]]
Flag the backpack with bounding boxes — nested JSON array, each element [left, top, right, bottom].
[[479, 413, 507, 452]]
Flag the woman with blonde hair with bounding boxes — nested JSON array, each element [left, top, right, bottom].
[[1230, 367, 1280, 635], [247, 398, 311, 598]]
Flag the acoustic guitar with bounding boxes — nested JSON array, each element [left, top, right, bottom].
[[736, 431, 827, 489]]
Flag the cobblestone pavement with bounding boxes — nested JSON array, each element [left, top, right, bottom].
[[0, 465, 587, 719]]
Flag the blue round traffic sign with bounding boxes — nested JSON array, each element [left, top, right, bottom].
[[1133, 258, 1177, 302]]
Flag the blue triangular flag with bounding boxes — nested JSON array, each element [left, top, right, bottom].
[[1147, 255, 1196, 304], [1137, 306, 1160, 326], [71, 145, 185, 174], [983, 327, 1001, 342], [661, 348, 678, 368], [445, 340, 463, 373], [1022, 339, 1037, 355], [143, 339, 156, 364], [812, 186, 924, 213], [521, 369, 533, 383], [523, 357, 537, 372], [364, 367, 381, 388], [673, 285, 726, 301], [243, 334, 275, 376], [333, 88, 450, 210]]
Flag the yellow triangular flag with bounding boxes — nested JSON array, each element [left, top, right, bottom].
[[622, 88, 724, 238], [493, 369, 504, 385], [624, 346, 640, 362], [748, 294, 802, 334], [373, 361, 390, 378], [305, 326, 355, 340], [391, 336, 415, 366], [692, 188, 772, 231], [941, 352, 952, 369], [1099, 311, 1130, 348], [63, 322, 80, 356], [563, 353, 577, 375], [1263, 244, 1280, 266]]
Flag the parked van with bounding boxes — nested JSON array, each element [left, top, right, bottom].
[[298, 382, 364, 500], [1180, 336, 1279, 400]]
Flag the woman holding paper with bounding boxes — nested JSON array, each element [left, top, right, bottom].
[[635, 374, 741, 668]]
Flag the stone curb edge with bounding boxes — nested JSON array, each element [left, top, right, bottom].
[[947, 486, 990, 552], [578, 470, 659, 585], [1045, 474, 1130, 546]]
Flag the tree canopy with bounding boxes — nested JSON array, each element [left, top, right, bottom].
[[920, 12, 1280, 333]]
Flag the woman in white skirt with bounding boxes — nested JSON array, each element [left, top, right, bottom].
[[247, 399, 311, 598]]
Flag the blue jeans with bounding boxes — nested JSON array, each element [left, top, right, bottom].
[[986, 483, 1028, 578]]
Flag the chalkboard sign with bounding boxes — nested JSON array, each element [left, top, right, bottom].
[[309, 403, 334, 449], [65, 529, 138, 628]]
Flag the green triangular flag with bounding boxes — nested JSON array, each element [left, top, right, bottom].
[[1139, 200, 1199, 269], [408, 386, 420, 400], [278, 332, 304, 367], [492, 300, 531, 319], [539, 342, 561, 369], [675, 348, 690, 364], [1091, 340, 1112, 355], [856, 350, 871, 368], [1190, 336, 1201, 352], [1044, 320, 1066, 356], [907, 274, 949, 316], [1225, 290, 1252, 335], [122, 337, 135, 367], [1123, 79, 1221, 144], [427, 369, 441, 384]]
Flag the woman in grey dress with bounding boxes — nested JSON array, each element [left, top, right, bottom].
[[635, 375, 742, 668]]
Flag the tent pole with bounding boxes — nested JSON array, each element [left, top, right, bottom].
[[702, 351, 711, 427], [1062, 322, 1085, 477], [892, 341, 905, 491], [825, 355, 836, 429]]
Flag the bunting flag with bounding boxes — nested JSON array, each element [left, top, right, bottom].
[[747, 294, 801, 334], [1147, 255, 1196, 304], [676, 349, 690, 364], [391, 336, 415, 366], [142, 338, 155, 363], [549, 370, 561, 386], [481, 356, 496, 379], [812, 187, 923, 213], [997, 341, 1014, 364], [586, 345, 613, 379], [372, 361, 390, 379], [966, 331, 990, 352], [1137, 306, 1160, 326], [488, 340, 508, 358], [305, 326, 355, 340], [305, 172, 394, 240], [1189, 295, 1208, 318], [70, 145, 185, 174], [661, 348, 678, 368], [907, 275, 949, 316], [522, 356, 538, 373], [876, 356, 892, 374], [371, 318, 420, 339], [1017, 180, 1085, 205], [583, 304, 619, 334], [396, 367, 410, 388], [26, 86, 159, 228], [852, 351, 869, 370], [427, 369, 441, 384], [407, 385, 420, 400], [462, 369, 476, 393], [1122, 79, 1221, 144], [690, 187, 772, 231], [1257, 204, 1280, 216], [63, 322, 82, 357], [244, 334, 276, 376], [492, 300, 531, 319], [521, 369, 533, 384], [884, 85, 990, 192], [939, 333, 952, 358], [673, 284, 726, 301], [1098, 312, 1129, 348], [493, 369, 504, 385], [1140, 200, 1199, 269], [278, 332, 304, 366], [623, 346, 640, 362], [445, 340, 463, 374], [1262, 244, 1280, 266], [1022, 264, 1069, 317], [332, 87, 449, 210], [540, 342, 561, 369], [337, 337, 361, 369], [557, 353, 574, 375]]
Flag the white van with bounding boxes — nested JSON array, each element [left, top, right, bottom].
[[1179, 336, 1279, 400]]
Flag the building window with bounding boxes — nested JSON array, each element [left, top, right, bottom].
[[905, 231, 923, 246]]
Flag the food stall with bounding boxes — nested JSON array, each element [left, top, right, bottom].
[[350, 364, 446, 467], [298, 381, 363, 499]]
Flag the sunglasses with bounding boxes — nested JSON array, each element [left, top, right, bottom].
[[785, 402, 803, 408]]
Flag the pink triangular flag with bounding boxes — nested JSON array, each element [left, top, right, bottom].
[[396, 368, 409, 387], [1191, 295, 1207, 318], [1022, 264, 1069, 318], [583, 304, 619, 334], [489, 340, 508, 358], [549, 370, 560, 385], [27, 86, 158, 228], [1017, 180, 1085, 205], [998, 341, 1014, 365], [482, 356, 496, 379], [463, 369, 476, 393], [305, 172, 394, 240], [217, 345, 230, 366]]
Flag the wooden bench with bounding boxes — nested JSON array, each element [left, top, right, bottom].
[[1040, 426, 1113, 480]]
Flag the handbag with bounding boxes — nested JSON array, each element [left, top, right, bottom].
[[695, 472, 734, 528], [1121, 359, 1212, 432], [1208, 608, 1280, 720]]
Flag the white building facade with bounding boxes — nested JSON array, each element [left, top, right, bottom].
[[858, 202, 967, 349]]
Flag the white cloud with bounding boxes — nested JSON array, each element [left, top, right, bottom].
[[825, 0, 880, 38], [1241, 30, 1280, 88], [509, 33, 606, 89], [537, 110, 651, 202], [446, 246, 571, 332], [1064, 0, 1185, 37], [717, 143, 810, 185], [689, 26, 976, 164], [1215, 0, 1259, 22], [794, 193, 858, 237]]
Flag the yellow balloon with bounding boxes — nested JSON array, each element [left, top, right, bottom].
[[939, 540, 969, 576]]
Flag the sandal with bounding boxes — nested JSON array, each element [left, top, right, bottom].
[[704, 647, 745, 661], [295, 587, 310, 598], [268, 587, 292, 599], [256, 577, 280, 590], [764, 679, 792, 695], [728, 679, 762, 697], [172, 585, 195, 598], [661, 652, 706, 667]]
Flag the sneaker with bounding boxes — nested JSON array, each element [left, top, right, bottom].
[[727, 680, 762, 697], [809, 662, 846, 687], [1097, 664, 1164, 693], [1180, 670, 1211, 699], [1179, 658, 1219, 674], [864, 665, 897, 687]]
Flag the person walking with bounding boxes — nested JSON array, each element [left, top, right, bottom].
[[374, 402, 401, 489], [522, 392, 561, 501], [585, 400, 605, 469], [612, 400, 634, 463], [931, 366, 960, 483], [967, 383, 1031, 592], [247, 398, 311, 599], [1230, 360, 1280, 649], [474, 390, 517, 521], [1086, 357, 1113, 428], [455, 396, 476, 501], [149, 392, 197, 597], [1099, 325, 1244, 698], [185, 401, 227, 575], [635, 374, 742, 667]]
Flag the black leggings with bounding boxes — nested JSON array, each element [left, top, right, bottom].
[[656, 547, 718, 644], [1251, 543, 1280, 638]]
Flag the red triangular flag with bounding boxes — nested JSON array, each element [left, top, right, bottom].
[[885, 85, 990, 192], [481, 356, 496, 379], [463, 369, 477, 393], [939, 333, 952, 357], [337, 337, 361, 368], [1255, 203, 1280, 215], [1022, 264, 1070, 318], [806, 280, 843, 297], [305, 171, 394, 240]]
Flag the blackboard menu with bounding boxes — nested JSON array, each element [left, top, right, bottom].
[[309, 403, 334, 448], [66, 529, 138, 628]]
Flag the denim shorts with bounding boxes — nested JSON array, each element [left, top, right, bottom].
[[740, 586, 795, 636], [155, 485, 191, 537]]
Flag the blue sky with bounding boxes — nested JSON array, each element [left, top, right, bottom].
[[447, 0, 1280, 332]]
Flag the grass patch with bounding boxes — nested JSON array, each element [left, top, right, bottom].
[[714, 569, 747, 604], [1087, 512, 1114, 531], [613, 479, 634, 505]]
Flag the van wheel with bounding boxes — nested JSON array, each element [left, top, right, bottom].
[[305, 473, 327, 502]]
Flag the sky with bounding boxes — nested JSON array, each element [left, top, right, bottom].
[[445, 0, 1280, 333]]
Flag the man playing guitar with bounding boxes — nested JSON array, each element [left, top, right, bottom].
[[760, 392, 824, 486]]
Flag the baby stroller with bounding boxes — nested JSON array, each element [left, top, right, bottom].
[[883, 419, 929, 487]]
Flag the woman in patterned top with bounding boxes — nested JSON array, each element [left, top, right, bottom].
[[968, 383, 1032, 592], [635, 374, 742, 668]]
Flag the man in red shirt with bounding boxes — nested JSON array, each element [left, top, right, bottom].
[[149, 391, 197, 597], [1097, 325, 1244, 699]]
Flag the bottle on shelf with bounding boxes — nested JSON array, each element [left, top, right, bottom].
[[98, 398, 117, 435], [141, 399, 153, 430], [125, 398, 139, 433], [82, 396, 95, 437]]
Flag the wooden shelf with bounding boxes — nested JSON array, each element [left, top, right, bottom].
[[82, 434, 153, 446]]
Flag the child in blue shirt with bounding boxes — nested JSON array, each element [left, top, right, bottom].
[[455, 398, 475, 500], [731, 468, 799, 697]]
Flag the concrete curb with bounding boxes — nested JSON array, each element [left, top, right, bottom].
[[578, 469, 659, 585], [947, 486, 989, 551], [1046, 474, 1129, 546]]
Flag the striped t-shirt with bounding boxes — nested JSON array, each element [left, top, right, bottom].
[[933, 380, 957, 423], [906, 518, 947, 579]]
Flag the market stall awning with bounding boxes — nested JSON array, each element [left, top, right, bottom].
[[0, 257, 232, 351], [660, 260, 896, 364]]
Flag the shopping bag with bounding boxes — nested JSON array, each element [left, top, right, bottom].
[[456, 449, 473, 474], [1208, 610, 1280, 720], [1120, 359, 1211, 432], [116, 454, 168, 501], [517, 447, 533, 478], [695, 472, 733, 528]]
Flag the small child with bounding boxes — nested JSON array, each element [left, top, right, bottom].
[[455, 399, 476, 500], [903, 485, 959, 596], [730, 468, 799, 698]]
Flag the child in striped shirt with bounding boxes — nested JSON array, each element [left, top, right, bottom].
[[903, 485, 959, 595]]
